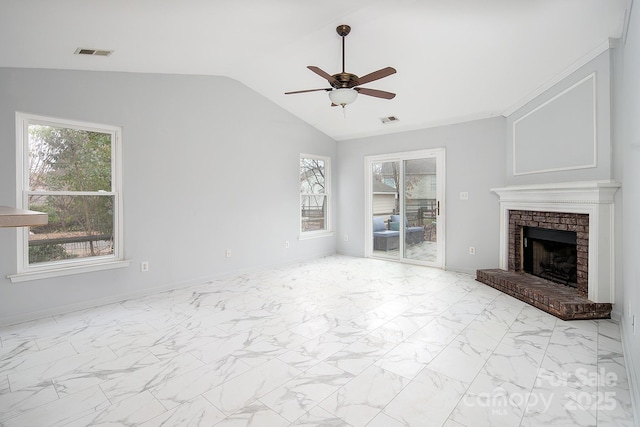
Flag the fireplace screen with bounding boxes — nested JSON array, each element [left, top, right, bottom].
[[522, 226, 577, 287]]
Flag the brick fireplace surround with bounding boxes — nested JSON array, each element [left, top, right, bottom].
[[476, 181, 620, 320], [508, 210, 589, 296]]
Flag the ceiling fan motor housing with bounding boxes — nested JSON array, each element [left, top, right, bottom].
[[331, 73, 359, 89]]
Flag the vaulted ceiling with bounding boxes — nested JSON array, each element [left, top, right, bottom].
[[0, 0, 631, 141]]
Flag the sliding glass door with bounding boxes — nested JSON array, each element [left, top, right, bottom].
[[366, 149, 445, 267]]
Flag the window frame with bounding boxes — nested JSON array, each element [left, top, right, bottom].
[[299, 154, 332, 239], [10, 112, 128, 282]]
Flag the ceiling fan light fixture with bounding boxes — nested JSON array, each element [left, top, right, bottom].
[[329, 88, 358, 107]]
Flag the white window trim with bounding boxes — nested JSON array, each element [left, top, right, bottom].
[[300, 153, 332, 239], [10, 112, 128, 283], [298, 230, 335, 240]]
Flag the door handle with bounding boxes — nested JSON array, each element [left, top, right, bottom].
[[437, 201, 440, 216]]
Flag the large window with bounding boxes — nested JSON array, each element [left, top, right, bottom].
[[300, 155, 330, 235], [12, 113, 125, 281]]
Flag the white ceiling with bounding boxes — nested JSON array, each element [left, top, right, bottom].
[[0, 0, 631, 141]]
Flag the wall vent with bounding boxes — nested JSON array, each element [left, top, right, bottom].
[[380, 116, 399, 124], [74, 48, 114, 57]]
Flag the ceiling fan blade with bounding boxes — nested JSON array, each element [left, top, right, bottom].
[[307, 66, 339, 86], [355, 87, 396, 100], [357, 67, 397, 86], [285, 88, 332, 95]]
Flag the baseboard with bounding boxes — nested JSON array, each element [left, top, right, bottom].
[[0, 251, 339, 328], [0, 274, 212, 327], [336, 249, 364, 258], [621, 320, 640, 424], [611, 305, 624, 322]]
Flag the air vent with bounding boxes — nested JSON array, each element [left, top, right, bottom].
[[74, 48, 113, 57], [380, 116, 399, 124]]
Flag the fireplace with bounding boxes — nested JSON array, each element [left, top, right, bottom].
[[476, 181, 620, 320], [523, 227, 577, 287]]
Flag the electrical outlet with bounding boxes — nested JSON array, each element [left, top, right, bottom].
[[460, 192, 469, 200], [225, 249, 231, 258], [285, 240, 290, 248], [140, 261, 149, 272], [469, 246, 476, 255]]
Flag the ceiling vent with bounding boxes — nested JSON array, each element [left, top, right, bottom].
[[380, 116, 399, 124], [74, 48, 113, 57]]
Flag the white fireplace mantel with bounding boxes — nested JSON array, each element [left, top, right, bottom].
[[492, 181, 621, 303]]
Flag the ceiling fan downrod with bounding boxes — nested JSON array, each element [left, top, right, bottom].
[[337, 24, 351, 74]]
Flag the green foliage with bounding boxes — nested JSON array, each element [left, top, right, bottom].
[[30, 125, 111, 192], [28, 244, 75, 264]]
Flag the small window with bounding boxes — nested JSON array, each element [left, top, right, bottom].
[[300, 155, 330, 234], [13, 113, 125, 281]]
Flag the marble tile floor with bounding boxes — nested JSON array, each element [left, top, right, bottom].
[[0, 255, 634, 426]]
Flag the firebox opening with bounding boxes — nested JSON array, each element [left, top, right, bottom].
[[522, 226, 578, 288]]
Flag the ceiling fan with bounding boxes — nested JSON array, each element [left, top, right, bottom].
[[285, 24, 396, 108]]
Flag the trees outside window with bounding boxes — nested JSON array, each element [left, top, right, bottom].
[[15, 113, 123, 275], [300, 155, 330, 234]]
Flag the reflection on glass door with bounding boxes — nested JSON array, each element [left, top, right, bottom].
[[371, 160, 400, 260], [403, 158, 438, 263], [371, 161, 400, 258], [367, 149, 444, 267]]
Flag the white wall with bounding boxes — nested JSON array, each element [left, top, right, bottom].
[[0, 68, 337, 325], [336, 117, 506, 273], [615, 0, 640, 419]]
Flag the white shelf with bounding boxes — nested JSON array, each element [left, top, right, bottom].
[[0, 206, 48, 228]]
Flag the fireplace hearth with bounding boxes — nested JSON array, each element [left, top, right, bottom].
[[477, 209, 609, 320]]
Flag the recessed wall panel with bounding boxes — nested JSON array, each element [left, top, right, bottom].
[[513, 74, 596, 175]]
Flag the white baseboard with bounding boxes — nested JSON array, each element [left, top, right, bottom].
[[0, 275, 210, 327], [336, 249, 364, 258], [0, 251, 338, 328], [620, 320, 640, 425]]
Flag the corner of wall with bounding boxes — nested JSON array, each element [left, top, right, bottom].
[[621, 321, 640, 424]]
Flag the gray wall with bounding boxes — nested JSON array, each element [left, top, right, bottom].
[[615, 0, 640, 418], [504, 50, 626, 317], [0, 68, 337, 325], [336, 117, 506, 274], [506, 50, 612, 186], [506, 49, 623, 319]]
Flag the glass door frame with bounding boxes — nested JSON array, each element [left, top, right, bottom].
[[364, 148, 446, 268]]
